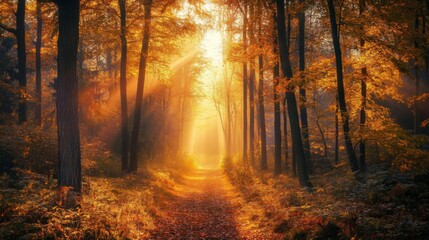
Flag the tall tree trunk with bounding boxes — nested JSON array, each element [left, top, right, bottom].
[[35, 0, 42, 126], [258, 54, 268, 170], [273, 6, 282, 174], [298, 0, 311, 172], [249, 2, 256, 166], [334, 96, 339, 164], [17, 0, 27, 123], [327, 0, 359, 171], [56, 0, 82, 198], [225, 68, 233, 158], [249, 68, 255, 166], [257, 2, 267, 170], [242, 2, 248, 162], [119, 0, 129, 173], [275, 0, 310, 187], [129, 0, 153, 173], [286, 0, 293, 175], [282, 97, 288, 171], [114, 46, 118, 89], [180, 66, 189, 150], [359, 0, 367, 171]]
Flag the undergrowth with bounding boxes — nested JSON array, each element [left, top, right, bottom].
[[0, 136, 186, 239], [225, 158, 429, 239]]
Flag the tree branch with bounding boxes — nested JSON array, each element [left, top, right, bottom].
[[0, 22, 16, 35]]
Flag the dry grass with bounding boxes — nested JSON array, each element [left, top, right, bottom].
[[225, 159, 429, 239]]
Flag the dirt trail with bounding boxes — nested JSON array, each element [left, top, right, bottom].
[[149, 169, 242, 239]]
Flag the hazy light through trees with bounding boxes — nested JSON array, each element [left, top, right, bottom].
[[188, 19, 225, 169]]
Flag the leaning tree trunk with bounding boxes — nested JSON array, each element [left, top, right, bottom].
[[129, 0, 153, 173], [327, 0, 359, 171], [119, 0, 129, 173], [35, 0, 42, 126], [298, 0, 311, 172], [56, 0, 82, 205], [275, 0, 310, 187], [17, 0, 27, 123], [316, 118, 329, 161]]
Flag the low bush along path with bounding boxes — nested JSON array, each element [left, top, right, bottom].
[[149, 169, 243, 239]]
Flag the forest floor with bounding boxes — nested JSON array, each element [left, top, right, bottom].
[[1, 142, 429, 240], [225, 161, 429, 240], [148, 168, 279, 239]]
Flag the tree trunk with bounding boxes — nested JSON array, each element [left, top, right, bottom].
[[292, 141, 297, 176], [180, 66, 189, 150], [334, 96, 339, 164], [226, 67, 233, 158], [275, 0, 310, 187], [17, 0, 27, 123], [56, 0, 82, 201], [242, 2, 248, 162], [282, 97, 288, 171], [327, 0, 359, 171], [258, 54, 267, 170], [273, 7, 282, 174], [359, 0, 366, 171], [35, 0, 42, 126], [316, 118, 329, 161], [119, 0, 129, 173], [298, 0, 311, 172], [129, 0, 153, 173], [114, 46, 118, 89], [249, 70, 255, 166], [249, 2, 256, 166]]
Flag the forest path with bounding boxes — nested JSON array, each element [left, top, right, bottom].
[[148, 168, 242, 239]]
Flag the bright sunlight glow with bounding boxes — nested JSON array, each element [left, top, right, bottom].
[[186, 22, 225, 169], [201, 29, 223, 66]]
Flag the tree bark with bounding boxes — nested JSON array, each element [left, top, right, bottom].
[[17, 0, 27, 123], [242, 2, 248, 162], [129, 0, 153, 173], [258, 54, 267, 170], [282, 97, 288, 171], [298, 0, 311, 172], [119, 0, 129, 173], [35, 0, 42, 126], [327, 0, 359, 171], [359, 0, 366, 171], [334, 96, 339, 164], [273, 6, 282, 174], [56, 0, 82, 196], [275, 0, 310, 187], [249, 1, 256, 166]]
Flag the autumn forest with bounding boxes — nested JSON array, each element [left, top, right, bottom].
[[1, 0, 429, 239]]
